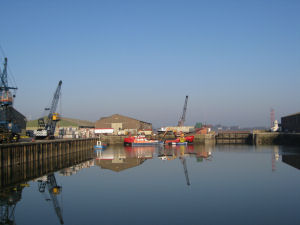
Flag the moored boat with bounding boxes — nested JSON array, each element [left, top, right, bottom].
[[164, 135, 194, 145], [94, 140, 107, 150]]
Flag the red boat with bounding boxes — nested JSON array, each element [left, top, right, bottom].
[[164, 135, 194, 145]]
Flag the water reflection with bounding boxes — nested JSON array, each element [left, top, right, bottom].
[[35, 174, 64, 224], [95, 146, 155, 172], [158, 144, 212, 162], [281, 148, 300, 170], [1, 145, 300, 225], [157, 145, 212, 186], [0, 183, 27, 225], [59, 160, 94, 176], [0, 156, 94, 225]]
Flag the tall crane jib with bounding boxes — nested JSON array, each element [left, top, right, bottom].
[[0, 58, 17, 106], [178, 95, 189, 127], [34, 80, 62, 139]]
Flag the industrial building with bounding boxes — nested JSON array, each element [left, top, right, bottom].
[[281, 112, 300, 132], [95, 114, 152, 135], [0, 107, 26, 133], [158, 126, 195, 133]]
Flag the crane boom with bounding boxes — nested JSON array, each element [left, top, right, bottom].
[[178, 95, 188, 127], [48, 80, 62, 117], [45, 80, 62, 136], [34, 80, 62, 139]]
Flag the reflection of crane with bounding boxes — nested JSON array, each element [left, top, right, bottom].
[[180, 156, 190, 186], [34, 81, 62, 139], [0, 184, 28, 225], [179, 146, 190, 186], [178, 95, 188, 127], [158, 146, 190, 186], [38, 174, 64, 224]]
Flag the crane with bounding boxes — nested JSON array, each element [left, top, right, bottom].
[[178, 95, 188, 127], [38, 174, 64, 224], [34, 80, 62, 139], [0, 58, 20, 143], [0, 58, 17, 106]]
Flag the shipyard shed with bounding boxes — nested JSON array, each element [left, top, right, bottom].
[[95, 114, 152, 135], [0, 106, 27, 133], [281, 112, 300, 133]]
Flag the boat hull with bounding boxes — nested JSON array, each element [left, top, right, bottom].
[[165, 135, 194, 145]]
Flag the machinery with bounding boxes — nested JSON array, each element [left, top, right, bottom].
[[38, 174, 64, 224], [177, 95, 188, 127], [0, 58, 20, 143], [34, 80, 62, 139]]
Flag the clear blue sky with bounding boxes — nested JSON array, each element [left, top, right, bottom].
[[1, 0, 299, 128]]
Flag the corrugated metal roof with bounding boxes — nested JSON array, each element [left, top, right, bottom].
[[98, 114, 151, 124]]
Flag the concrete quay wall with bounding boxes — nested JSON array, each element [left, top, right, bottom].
[[254, 133, 300, 145], [99, 134, 216, 145], [0, 138, 97, 167], [0, 148, 94, 189]]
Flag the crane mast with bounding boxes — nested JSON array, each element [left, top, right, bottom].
[[178, 95, 188, 127]]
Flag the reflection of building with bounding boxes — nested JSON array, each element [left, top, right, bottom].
[[282, 154, 300, 170], [158, 145, 212, 162], [59, 160, 95, 176], [281, 112, 300, 132], [95, 114, 152, 135], [95, 147, 154, 172]]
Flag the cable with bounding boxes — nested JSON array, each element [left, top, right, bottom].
[[0, 44, 18, 89], [0, 44, 6, 57]]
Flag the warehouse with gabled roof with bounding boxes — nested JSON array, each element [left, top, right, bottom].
[[95, 114, 152, 135]]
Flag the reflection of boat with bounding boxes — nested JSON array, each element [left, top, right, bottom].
[[94, 140, 107, 150], [170, 142, 187, 146], [124, 135, 163, 146], [124, 146, 155, 159]]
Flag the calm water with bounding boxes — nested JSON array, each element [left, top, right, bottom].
[[2, 144, 300, 225]]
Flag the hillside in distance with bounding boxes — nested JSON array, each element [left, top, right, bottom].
[[26, 117, 95, 128]]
